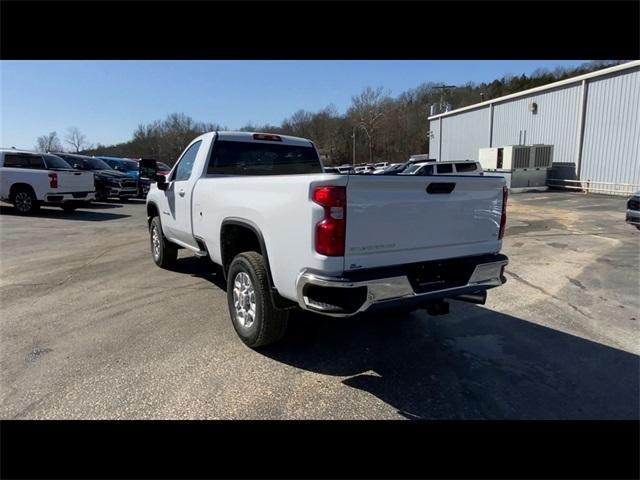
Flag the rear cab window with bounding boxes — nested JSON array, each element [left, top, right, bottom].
[[455, 162, 479, 173], [436, 164, 453, 174], [207, 140, 323, 176]]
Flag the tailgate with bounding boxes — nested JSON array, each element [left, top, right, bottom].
[[344, 175, 505, 270], [55, 171, 94, 192]]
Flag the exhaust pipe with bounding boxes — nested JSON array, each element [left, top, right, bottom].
[[455, 291, 487, 305]]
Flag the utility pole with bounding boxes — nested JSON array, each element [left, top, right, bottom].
[[352, 128, 356, 166], [435, 84, 456, 113]]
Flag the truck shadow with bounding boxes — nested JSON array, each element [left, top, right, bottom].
[[0, 205, 130, 221], [167, 255, 639, 420], [261, 304, 639, 420]]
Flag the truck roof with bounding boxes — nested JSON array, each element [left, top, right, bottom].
[[209, 131, 314, 147]]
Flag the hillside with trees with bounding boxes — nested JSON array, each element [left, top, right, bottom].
[[76, 60, 625, 166]]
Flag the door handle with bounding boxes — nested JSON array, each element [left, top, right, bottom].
[[178, 189, 185, 197]]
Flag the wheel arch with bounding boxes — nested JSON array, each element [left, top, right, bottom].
[[221, 218, 295, 310]]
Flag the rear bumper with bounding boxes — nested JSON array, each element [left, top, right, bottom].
[[626, 209, 640, 226], [45, 192, 96, 203], [296, 254, 508, 317]]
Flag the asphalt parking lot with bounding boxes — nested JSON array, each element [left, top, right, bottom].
[[0, 192, 638, 419]]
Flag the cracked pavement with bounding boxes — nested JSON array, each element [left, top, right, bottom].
[[0, 193, 638, 419]]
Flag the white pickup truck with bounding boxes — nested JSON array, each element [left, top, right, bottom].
[[144, 132, 509, 348], [0, 149, 96, 214]]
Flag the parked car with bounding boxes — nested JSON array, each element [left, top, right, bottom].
[[144, 131, 509, 348], [336, 166, 355, 174], [54, 153, 137, 201], [626, 191, 640, 229], [374, 162, 407, 175], [98, 157, 147, 198], [0, 149, 96, 214], [156, 162, 172, 178], [354, 165, 375, 174], [324, 166, 340, 173], [399, 160, 484, 176]]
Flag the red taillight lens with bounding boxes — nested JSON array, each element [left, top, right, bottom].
[[48, 172, 58, 189], [498, 185, 508, 240], [313, 186, 346, 256]]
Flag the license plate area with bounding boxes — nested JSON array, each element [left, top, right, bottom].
[[408, 258, 476, 293]]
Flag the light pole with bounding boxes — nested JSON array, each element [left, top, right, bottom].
[[359, 124, 372, 164]]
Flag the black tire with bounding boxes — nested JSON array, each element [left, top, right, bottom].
[[61, 203, 77, 212], [149, 216, 178, 268], [10, 186, 40, 215], [95, 190, 107, 202], [227, 252, 289, 348]]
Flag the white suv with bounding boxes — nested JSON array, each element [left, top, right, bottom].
[[400, 160, 483, 176]]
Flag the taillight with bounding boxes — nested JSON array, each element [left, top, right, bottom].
[[498, 185, 508, 240], [312, 186, 346, 256], [48, 172, 58, 189]]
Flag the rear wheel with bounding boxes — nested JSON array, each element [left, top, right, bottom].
[[149, 216, 178, 268], [11, 187, 39, 215], [227, 252, 289, 348]]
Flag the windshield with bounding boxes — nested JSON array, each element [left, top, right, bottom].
[[119, 160, 139, 171], [74, 157, 112, 170], [207, 140, 323, 176], [402, 163, 424, 174], [43, 154, 72, 170]]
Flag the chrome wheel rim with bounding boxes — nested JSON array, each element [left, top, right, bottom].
[[15, 192, 32, 213], [233, 272, 256, 329], [151, 226, 161, 260]]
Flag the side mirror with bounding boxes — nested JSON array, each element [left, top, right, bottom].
[[139, 158, 158, 180], [156, 174, 168, 191]]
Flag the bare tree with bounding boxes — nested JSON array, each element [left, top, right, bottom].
[[64, 127, 89, 153], [348, 86, 390, 163], [35, 131, 63, 152]]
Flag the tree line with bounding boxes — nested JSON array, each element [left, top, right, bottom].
[[38, 60, 626, 166]]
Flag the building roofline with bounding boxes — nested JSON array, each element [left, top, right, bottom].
[[428, 60, 640, 120]]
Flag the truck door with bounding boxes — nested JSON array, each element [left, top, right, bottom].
[[160, 140, 202, 247]]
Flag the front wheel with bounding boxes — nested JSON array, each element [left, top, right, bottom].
[[227, 252, 289, 348], [149, 216, 177, 268]]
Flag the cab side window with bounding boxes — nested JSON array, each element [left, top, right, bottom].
[[3, 154, 45, 169], [172, 141, 202, 182]]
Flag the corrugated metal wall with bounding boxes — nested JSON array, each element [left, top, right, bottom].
[[429, 120, 440, 159], [491, 84, 582, 164], [438, 107, 491, 160], [428, 65, 640, 194], [580, 69, 640, 191]]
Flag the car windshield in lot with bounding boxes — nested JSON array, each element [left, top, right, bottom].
[[207, 140, 323, 175], [117, 160, 140, 171], [401, 163, 424, 174], [70, 157, 112, 170], [42, 154, 73, 170]]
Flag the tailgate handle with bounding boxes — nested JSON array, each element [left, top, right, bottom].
[[426, 182, 456, 194]]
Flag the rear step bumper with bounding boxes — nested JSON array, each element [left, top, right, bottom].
[[296, 254, 508, 317]]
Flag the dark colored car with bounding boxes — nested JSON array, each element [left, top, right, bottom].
[[53, 153, 138, 201], [98, 157, 147, 198], [626, 191, 640, 230]]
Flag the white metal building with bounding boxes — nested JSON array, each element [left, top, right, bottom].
[[428, 61, 640, 195]]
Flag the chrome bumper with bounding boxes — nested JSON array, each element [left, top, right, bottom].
[[296, 258, 508, 318], [626, 210, 640, 226]]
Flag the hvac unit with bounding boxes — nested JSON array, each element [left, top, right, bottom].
[[478, 145, 554, 192]]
